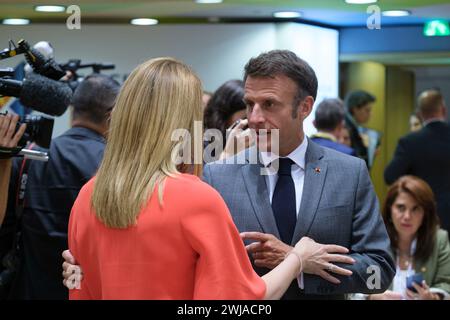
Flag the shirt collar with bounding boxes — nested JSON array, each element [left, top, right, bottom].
[[65, 126, 106, 143], [260, 136, 307, 170], [311, 131, 337, 142], [422, 118, 445, 127]]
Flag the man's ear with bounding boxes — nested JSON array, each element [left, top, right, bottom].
[[441, 105, 447, 119], [417, 111, 424, 122], [335, 121, 345, 139], [299, 96, 314, 119]]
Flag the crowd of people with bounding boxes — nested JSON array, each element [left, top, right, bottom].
[[0, 49, 448, 300]]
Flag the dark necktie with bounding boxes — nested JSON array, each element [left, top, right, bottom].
[[271, 158, 297, 244]]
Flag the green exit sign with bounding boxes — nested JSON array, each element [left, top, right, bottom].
[[424, 20, 450, 36]]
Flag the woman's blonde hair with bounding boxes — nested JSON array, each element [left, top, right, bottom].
[[92, 57, 203, 228]]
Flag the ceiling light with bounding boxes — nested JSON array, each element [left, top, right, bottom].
[[345, 0, 377, 4], [195, 0, 223, 4], [273, 11, 302, 19], [382, 10, 410, 17], [2, 18, 30, 25], [35, 5, 66, 12], [130, 18, 159, 26]]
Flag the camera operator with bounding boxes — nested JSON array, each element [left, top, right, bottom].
[[0, 114, 26, 224], [0, 74, 120, 300]]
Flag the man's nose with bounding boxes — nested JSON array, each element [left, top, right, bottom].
[[248, 104, 265, 125]]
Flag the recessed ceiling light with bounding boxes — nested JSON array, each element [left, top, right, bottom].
[[273, 11, 302, 19], [195, 0, 223, 4], [2, 18, 30, 25], [130, 18, 159, 26], [35, 5, 66, 12], [345, 0, 378, 4], [208, 17, 221, 23], [382, 10, 411, 17]]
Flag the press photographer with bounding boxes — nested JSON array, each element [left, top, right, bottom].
[[0, 114, 26, 224], [0, 68, 120, 299], [0, 39, 74, 159], [0, 114, 26, 299]]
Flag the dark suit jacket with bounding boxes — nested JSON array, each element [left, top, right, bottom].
[[204, 139, 395, 299], [384, 121, 450, 232]]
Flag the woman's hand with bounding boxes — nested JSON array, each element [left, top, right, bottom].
[[369, 290, 403, 300], [219, 119, 254, 160], [405, 280, 440, 300], [293, 236, 355, 284], [62, 249, 83, 289]]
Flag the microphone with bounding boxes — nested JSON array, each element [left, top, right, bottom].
[[0, 73, 72, 116], [18, 39, 66, 80]]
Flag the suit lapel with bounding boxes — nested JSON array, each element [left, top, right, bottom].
[[292, 140, 327, 244], [241, 162, 281, 238]]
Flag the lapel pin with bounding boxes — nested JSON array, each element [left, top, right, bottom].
[[314, 167, 321, 173]]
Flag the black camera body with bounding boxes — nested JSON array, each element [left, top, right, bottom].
[[17, 114, 54, 149], [0, 67, 14, 78], [0, 113, 54, 157]]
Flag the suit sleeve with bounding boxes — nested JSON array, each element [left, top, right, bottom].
[[180, 186, 266, 300], [431, 230, 450, 294], [202, 164, 213, 186], [384, 137, 411, 185], [337, 159, 396, 294]]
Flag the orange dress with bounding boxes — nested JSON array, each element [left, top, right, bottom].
[[68, 174, 266, 299]]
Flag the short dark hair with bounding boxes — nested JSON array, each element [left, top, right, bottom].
[[382, 175, 439, 263], [203, 79, 245, 147], [243, 50, 318, 106], [344, 90, 376, 114], [314, 98, 345, 131], [72, 74, 121, 123]]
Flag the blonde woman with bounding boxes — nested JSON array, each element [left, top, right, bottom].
[[67, 57, 353, 299]]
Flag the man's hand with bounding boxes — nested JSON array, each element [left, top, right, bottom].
[[293, 237, 355, 284], [0, 113, 26, 148], [62, 249, 83, 289], [0, 113, 26, 225], [241, 232, 292, 269]]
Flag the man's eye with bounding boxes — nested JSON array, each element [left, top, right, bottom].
[[263, 101, 274, 108]]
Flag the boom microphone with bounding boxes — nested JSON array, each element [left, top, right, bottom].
[[0, 73, 72, 116], [18, 39, 66, 80]]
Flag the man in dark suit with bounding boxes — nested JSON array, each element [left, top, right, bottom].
[[310, 98, 356, 156], [385, 89, 450, 233], [204, 50, 395, 299]]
